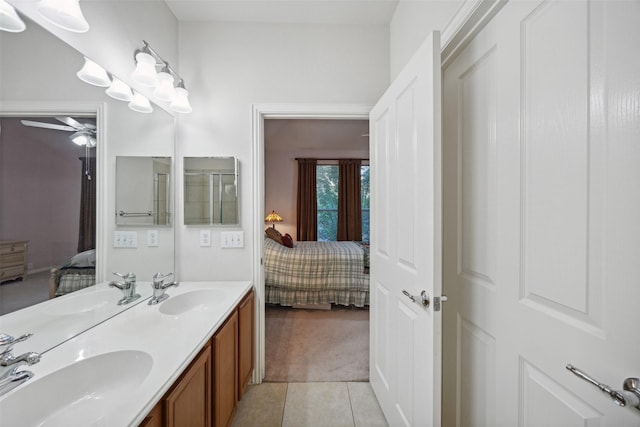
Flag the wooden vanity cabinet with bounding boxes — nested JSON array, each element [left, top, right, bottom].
[[213, 310, 238, 427], [237, 289, 254, 400], [140, 343, 212, 427], [139, 288, 254, 427]]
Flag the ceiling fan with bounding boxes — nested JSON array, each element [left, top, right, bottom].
[[20, 116, 97, 147]]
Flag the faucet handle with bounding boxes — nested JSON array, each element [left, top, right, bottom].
[[153, 272, 174, 285], [0, 333, 32, 348], [113, 272, 136, 284]]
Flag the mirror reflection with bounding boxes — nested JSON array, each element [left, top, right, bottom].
[[184, 157, 239, 225], [0, 14, 175, 354], [116, 157, 172, 226]]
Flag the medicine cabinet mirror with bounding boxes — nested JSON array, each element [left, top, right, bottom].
[[116, 156, 172, 226], [184, 157, 239, 225]]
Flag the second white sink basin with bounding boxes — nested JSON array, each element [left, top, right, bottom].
[[159, 289, 224, 316], [0, 350, 152, 426]]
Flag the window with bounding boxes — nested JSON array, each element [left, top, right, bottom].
[[316, 164, 370, 242]]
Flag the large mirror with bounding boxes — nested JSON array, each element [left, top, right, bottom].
[[116, 157, 172, 226], [0, 15, 175, 354], [184, 157, 239, 225]]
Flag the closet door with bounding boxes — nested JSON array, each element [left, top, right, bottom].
[[443, 1, 640, 425]]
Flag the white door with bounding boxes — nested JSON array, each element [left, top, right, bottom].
[[443, 1, 640, 426], [369, 32, 443, 426]]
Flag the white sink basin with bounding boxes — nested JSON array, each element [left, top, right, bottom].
[[0, 350, 153, 426], [159, 289, 224, 315], [44, 288, 118, 316]]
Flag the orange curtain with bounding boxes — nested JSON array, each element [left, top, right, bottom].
[[337, 159, 362, 241], [296, 158, 317, 241]]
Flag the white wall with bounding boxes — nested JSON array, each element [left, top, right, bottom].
[[390, 0, 462, 79], [176, 22, 389, 280]]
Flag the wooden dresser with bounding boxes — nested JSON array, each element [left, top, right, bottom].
[[0, 240, 28, 283]]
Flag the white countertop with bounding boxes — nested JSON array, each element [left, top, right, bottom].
[[0, 281, 253, 426]]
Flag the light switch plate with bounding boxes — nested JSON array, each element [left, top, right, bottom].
[[114, 231, 138, 248], [200, 229, 212, 247], [221, 231, 244, 248], [147, 230, 159, 247]]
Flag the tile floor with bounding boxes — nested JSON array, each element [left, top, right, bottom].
[[232, 382, 388, 427]]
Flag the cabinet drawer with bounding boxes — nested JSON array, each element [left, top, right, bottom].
[[0, 265, 25, 280], [1, 252, 25, 267], [0, 243, 26, 255]]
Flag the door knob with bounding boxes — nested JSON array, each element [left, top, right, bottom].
[[566, 364, 640, 410]]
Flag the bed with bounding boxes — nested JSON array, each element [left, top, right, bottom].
[[48, 249, 96, 298], [264, 237, 370, 307]]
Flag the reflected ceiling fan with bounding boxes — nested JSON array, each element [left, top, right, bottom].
[[21, 116, 97, 147]]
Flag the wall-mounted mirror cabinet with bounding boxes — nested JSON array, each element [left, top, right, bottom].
[[184, 157, 239, 225], [116, 157, 172, 226]]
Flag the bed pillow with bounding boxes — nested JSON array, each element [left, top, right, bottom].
[[282, 233, 294, 248], [265, 227, 284, 245]]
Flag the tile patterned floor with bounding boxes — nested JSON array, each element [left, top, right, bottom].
[[232, 382, 388, 427]]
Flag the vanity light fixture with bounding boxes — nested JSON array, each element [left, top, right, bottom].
[[37, 0, 89, 33], [128, 91, 154, 114], [169, 81, 192, 114], [153, 66, 175, 102], [133, 40, 192, 113], [77, 57, 111, 87], [0, 0, 26, 32], [106, 77, 133, 101]]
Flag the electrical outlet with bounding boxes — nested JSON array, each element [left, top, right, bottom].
[[221, 231, 244, 248], [147, 230, 159, 247], [114, 231, 138, 248], [200, 230, 212, 247]]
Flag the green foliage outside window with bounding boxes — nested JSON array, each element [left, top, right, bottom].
[[316, 165, 370, 242]]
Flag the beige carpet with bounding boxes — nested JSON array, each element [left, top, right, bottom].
[[265, 305, 369, 383]]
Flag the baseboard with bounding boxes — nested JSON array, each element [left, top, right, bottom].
[[292, 303, 332, 310]]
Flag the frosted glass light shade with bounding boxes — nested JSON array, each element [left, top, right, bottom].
[[77, 57, 111, 87], [37, 0, 89, 33], [153, 71, 175, 102], [132, 52, 157, 87], [128, 92, 153, 114], [106, 77, 132, 101], [170, 87, 192, 114], [0, 0, 26, 32], [71, 132, 90, 146]]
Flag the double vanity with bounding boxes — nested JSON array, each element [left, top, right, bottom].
[[0, 280, 254, 426]]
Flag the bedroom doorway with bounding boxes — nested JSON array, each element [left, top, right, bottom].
[[252, 104, 373, 384], [262, 118, 370, 383]]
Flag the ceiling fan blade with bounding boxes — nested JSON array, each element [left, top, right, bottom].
[[21, 120, 76, 132], [55, 116, 84, 130]]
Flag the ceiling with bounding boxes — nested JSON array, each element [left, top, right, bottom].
[[163, 0, 400, 25]]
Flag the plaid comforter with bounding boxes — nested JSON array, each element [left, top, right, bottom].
[[264, 238, 370, 307]]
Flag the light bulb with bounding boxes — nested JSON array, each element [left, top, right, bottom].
[[106, 77, 132, 101], [128, 92, 153, 114], [77, 57, 111, 87], [0, 0, 26, 33], [132, 51, 157, 87], [37, 0, 89, 33]]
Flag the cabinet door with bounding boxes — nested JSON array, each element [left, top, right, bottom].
[[139, 403, 162, 427], [164, 343, 212, 427], [237, 289, 254, 400], [213, 311, 238, 427]]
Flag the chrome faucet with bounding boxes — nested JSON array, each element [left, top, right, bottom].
[[109, 272, 141, 305], [0, 333, 38, 395], [0, 333, 41, 367], [148, 272, 179, 305], [0, 365, 34, 397]]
